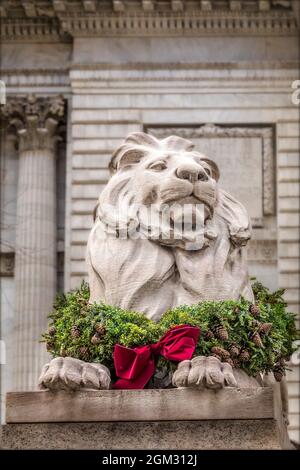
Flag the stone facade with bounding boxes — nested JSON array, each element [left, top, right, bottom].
[[0, 0, 299, 443]]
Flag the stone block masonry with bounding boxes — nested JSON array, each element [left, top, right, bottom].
[[1, 386, 293, 450]]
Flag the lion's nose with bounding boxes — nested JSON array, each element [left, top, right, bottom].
[[175, 164, 208, 183]]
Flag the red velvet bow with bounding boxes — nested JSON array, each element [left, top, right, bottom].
[[113, 324, 200, 389]]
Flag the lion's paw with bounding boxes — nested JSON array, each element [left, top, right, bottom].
[[38, 357, 111, 391], [172, 355, 237, 389]]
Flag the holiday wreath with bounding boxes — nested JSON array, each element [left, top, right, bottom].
[[42, 281, 298, 386]]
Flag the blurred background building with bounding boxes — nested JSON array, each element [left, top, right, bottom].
[[0, 0, 299, 441]]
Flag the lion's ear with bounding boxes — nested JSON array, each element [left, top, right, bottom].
[[162, 135, 194, 152], [109, 144, 146, 173], [109, 132, 159, 173], [200, 158, 220, 182], [125, 132, 159, 148]]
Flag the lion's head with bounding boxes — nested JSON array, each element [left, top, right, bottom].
[[96, 132, 250, 250]]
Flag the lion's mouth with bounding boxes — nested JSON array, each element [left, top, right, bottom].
[[160, 196, 210, 234], [167, 195, 213, 223]]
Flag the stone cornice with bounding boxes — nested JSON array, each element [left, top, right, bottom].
[[59, 10, 298, 37], [68, 61, 299, 71], [0, 1, 298, 40]]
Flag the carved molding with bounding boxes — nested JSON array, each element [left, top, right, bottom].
[[0, 70, 69, 88], [148, 124, 275, 216], [0, 18, 64, 42], [0, 0, 297, 40], [58, 10, 297, 38], [0, 253, 15, 277], [1, 94, 65, 152]]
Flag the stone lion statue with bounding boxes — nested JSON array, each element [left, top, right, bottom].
[[88, 131, 253, 321], [39, 133, 288, 425]]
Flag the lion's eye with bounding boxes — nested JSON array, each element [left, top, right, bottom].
[[148, 161, 167, 171]]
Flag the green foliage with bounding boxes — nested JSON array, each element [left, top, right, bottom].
[[42, 282, 163, 371], [42, 280, 299, 378]]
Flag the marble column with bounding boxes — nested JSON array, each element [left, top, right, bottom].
[[4, 95, 65, 391]]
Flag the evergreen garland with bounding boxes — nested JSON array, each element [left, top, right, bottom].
[[42, 280, 299, 380]]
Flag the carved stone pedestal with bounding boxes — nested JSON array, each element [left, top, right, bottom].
[[0, 386, 292, 450]]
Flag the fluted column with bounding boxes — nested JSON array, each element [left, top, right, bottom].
[[3, 95, 65, 390]]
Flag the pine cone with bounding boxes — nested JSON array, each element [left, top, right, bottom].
[[48, 326, 56, 336], [273, 370, 284, 382], [251, 332, 264, 348], [204, 330, 214, 340], [210, 353, 222, 361], [239, 349, 250, 362], [211, 346, 230, 359], [252, 319, 261, 328], [232, 358, 240, 368], [249, 304, 260, 317], [273, 364, 285, 382], [79, 346, 90, 361], [213, 324, 229, 341], [95, 323, 106, 337], [71, 325, 81, 338], [229, 343, 240, 358], [224, 357, 234, 367], [91, 333, 101, 345], [259, 323, 272, 336], [46, 342, 54, 352]]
